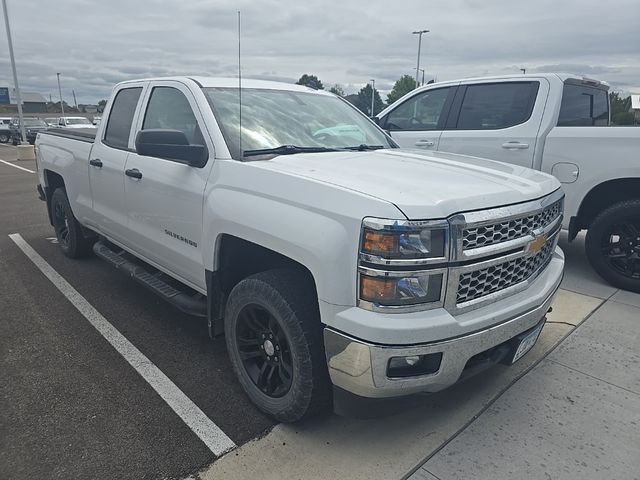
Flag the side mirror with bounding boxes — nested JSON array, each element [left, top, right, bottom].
[[135, 129, 208, 168]]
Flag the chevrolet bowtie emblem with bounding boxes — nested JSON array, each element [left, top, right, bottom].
[[528, 234, 547, 254]]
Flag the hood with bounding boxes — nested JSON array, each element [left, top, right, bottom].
[[251, 149, 560, 219]]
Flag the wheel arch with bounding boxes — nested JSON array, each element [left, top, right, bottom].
[[571, 177, 640, 241], [206, 234, 319, 337], [43, 169, 66, 225]]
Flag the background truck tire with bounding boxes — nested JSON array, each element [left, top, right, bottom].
[[0, 133, 9, 143], [585, 199, 640, 293], [224, 268, 331, 423], [50, 188, 95, 258]]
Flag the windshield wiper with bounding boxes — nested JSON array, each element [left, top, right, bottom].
[[342, 144, 385, 151], [243, 145, 342, 157]]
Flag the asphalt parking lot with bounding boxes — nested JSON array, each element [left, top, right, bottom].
[[1, 144, 638, 480]]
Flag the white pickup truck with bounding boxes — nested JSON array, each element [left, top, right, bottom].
[[35, 77, 564, 422], [377, 73, 640, 292]]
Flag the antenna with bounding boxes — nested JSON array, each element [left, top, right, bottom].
[[237, 10, 242, 157]]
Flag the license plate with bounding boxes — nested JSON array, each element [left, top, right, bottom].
[[510, 323, 544, 364]]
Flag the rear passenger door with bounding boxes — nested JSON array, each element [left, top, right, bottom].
[[438, 80, 548, 168], [123, 81, 214, 291], [89, 84, 145, 242], [379, 86, 457, 150]]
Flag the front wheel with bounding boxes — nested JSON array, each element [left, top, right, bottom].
[[0, 133, 9, 143], [50, 188, 95, 258], [224, 269, 331, 422], [585, 199, 640, 293]]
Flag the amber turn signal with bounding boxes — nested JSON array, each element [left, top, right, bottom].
[[360, 275, 397, 303], [362, 231, 399, 256]]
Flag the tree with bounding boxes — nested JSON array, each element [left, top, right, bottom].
[[329, 84, 345, 96], [97, 99, 108, 113], [296, 74, 324, 90], [609, 91, 631, 118], [347, 84, 384, 116], [387, 75, 417, 105]]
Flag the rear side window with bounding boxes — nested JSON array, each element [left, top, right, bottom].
[[455, 82, 539, 130], [104, 87, 142, 149], [385, 87, 452, 131], [557, 84, 609, 126]]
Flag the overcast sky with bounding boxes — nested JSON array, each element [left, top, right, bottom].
[[1, 0, 638, 104]]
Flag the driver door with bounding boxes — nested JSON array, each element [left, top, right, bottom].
[[381, 85, 457, 151]]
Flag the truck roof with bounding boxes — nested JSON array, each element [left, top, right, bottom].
[[421, 73, 609, 89], [116, 76, 333, 95]]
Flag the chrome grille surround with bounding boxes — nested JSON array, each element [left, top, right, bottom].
[[445, 189, 564, 314], [462, 199, 563, 250]]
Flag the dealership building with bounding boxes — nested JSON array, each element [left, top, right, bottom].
[[0, 87, 48, 113]]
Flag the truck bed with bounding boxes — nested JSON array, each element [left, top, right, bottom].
[[42, 127, 97, 143]]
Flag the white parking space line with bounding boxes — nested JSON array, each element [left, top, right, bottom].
[[0, 159, 35, 173], [8, 233, 236, 457]]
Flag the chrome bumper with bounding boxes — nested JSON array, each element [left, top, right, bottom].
[[323, 281, 559, 398]]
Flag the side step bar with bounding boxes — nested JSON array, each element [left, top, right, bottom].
[[93, 241, 207, 317]]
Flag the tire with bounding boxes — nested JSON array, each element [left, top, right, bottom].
[[224, 269, 331, 422], [585, 199, 640, 293], [0, 133, 8, 143], [50, 188, 95, 258]]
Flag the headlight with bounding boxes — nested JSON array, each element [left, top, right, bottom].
[[360, 218, 448, 263], [359, 269, 444, 307]]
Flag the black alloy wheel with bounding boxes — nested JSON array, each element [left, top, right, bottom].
[[601, 220, 640, 280], [235, 304, 293, 398], [586, 199, 640, 293], [52, 195, 71, 250]]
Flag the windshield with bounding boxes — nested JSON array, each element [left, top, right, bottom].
[[203, 87, 395, 159], [67, 118, 91, 125]]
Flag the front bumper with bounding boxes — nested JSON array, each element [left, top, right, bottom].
[[324, 260, 562, 398]]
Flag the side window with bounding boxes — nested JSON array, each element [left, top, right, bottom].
[[385, 88, 451, 131], [142, 87, 204, 145], [557, 84, 609, 126], [104, 87, 142, 149], [455, 82, 539, 130]]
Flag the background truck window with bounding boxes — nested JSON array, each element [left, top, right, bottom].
[[385, 88, 450, 130], [142, 87, 204, 145], [557, 84, 609, 126], [103, 87, 143, 149], [455, 82, 539, 130]]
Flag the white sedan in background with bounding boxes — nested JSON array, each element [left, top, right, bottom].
[[58, 116, 97, 129]]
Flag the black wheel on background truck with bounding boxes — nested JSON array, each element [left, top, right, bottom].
[[224, 269, 331, 422], [0, 133, 9, 143], [585, 199, 640, 293], [50, 188, 95, 258]]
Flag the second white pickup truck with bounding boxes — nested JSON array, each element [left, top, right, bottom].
[[378, 73, 640, 292], [35, 77, 564, 422]]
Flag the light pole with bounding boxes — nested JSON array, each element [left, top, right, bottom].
[[2, 0, 27, 144], [370, 79, 375, 117], [412, 29, 429, 89], [56, 73, 66, 122], [414, 68, 425, 86]]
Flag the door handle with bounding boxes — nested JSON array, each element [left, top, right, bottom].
[[415, 139, 435, 147], [125, 168, 142, 179], [501, 141, 529, 150], [89, 158, 103, 168]]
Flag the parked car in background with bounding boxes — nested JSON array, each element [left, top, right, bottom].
[[10, 118, 48, 145], [44, 117, 60, 127], [58, 116, 96, 129], [92, 116, 102, 125], [377, 73, 640, 292], [35, 77, 564, 422], [0, 116, 12, 143]]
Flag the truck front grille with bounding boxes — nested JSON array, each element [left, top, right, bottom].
[[456, 238, 555, 304], [462, 198, 562, 251]]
